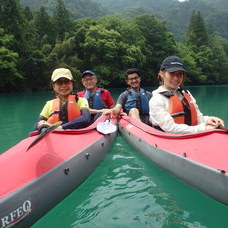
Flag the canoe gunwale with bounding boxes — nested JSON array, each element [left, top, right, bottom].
[[120, 115, 227, 139]]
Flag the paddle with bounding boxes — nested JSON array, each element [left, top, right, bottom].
[[96, 119, 117, 134], [27, 121, 62, 151]]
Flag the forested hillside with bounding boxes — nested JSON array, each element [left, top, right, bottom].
[[1, 0, 228, 92], [20, 0, 228, 41], [93, 0, 228, 40], [21, 0, 108, 18]]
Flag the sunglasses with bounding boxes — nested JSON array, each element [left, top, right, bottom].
[[55, 79, 72, 85]]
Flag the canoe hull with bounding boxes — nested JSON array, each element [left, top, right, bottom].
[[0, 116, 117, 227], [118, 116, 228, 205]]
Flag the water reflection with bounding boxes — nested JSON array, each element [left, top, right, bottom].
[[32, 133, 228, 228], [0, 91, 53, 153], [35, 136, 227, 228]]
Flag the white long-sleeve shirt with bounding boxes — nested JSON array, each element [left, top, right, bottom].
[[149, 86, 209, 134]]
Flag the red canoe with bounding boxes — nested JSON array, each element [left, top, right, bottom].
[[0, 115, 117, 228], [118, 115, 228, 205]]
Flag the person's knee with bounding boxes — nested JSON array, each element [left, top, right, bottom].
[[129, 108, 139, 116], [128, 108, 140, 119]]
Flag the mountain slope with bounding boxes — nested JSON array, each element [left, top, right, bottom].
[[20, 0, 228, 39], [21, 0, 108, 19], [93, 0, 228, 40]]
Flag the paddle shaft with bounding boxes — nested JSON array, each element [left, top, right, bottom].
[[27, 121, 62, 151]]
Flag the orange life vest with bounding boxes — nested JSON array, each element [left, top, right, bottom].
[[47, 95, 81, 124], [168, 91, 198, 126], [161, 90, 198, 126]]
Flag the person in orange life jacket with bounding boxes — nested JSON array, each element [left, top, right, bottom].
[[35, 68, 90, 131], [77, 70, 115, 123], [104, 68, 152, 124], [149, 56, 224, 134]]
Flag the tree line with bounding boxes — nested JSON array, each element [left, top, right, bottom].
[[1, 0, 228, 92]]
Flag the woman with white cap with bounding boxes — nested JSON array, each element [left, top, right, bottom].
[[149, 56, 224, 134], [36, 68, 90, 130]]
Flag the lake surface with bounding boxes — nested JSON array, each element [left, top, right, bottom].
[[1, 86, 228, 227]]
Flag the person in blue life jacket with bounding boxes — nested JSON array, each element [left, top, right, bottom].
[[104, 68, 152, 124], [77, 70, 115, 123], [35, 68, 90, 131], [149, 56, 224, 134]]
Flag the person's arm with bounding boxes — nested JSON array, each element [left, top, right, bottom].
[[103, 104, 122, 117], [88, 107, 115, 114], [104, 92, 127, 117], [34, 101, 52, 130], [112, 104, 123, 115], [61, 109, 90, 129]]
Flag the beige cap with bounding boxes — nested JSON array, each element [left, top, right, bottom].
[[51, 68, 73, 82]]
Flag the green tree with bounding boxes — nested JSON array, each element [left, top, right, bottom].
[[23, 6, 33, 21], [0, 0, 27, 55], [176, 43, 204, 84], [185, 10, 228, 84], [22, 50, 51, 91], [82, 16, 147, 86], [206, 34, 228, 84], [134, 14, 177, 85], [184, 11, 212, 84], [33, 7, 55, 47], [0, 28, 22, 91], [185, 11, 209, 50], [52, 0, 72, 41], [73, 17, 97, 59]]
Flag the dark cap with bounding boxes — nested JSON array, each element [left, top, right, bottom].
[[160, 56, 186, 73], [82, 70, 95, 77]]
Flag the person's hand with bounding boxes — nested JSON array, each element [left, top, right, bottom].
[[37, 120, 51, 129], [206, 117, 224, 129], [206, 124, 217, 130], [103, 109, 114, 118], [118, 111, 127, 117]]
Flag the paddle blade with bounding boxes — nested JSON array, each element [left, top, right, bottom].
[[97, 119, 117, 134]]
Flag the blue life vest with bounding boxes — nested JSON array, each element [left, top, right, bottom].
[[124, 88, 149, 115], [84, 89, 105, 109]]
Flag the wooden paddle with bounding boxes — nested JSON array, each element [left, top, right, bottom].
[[27, 121, 62, 151]]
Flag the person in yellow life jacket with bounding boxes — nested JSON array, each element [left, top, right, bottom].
[[35, 68, 90, 131], [149, 56, 224, 134]]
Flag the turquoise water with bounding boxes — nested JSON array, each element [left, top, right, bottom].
[[1, 86, 228, 227]]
